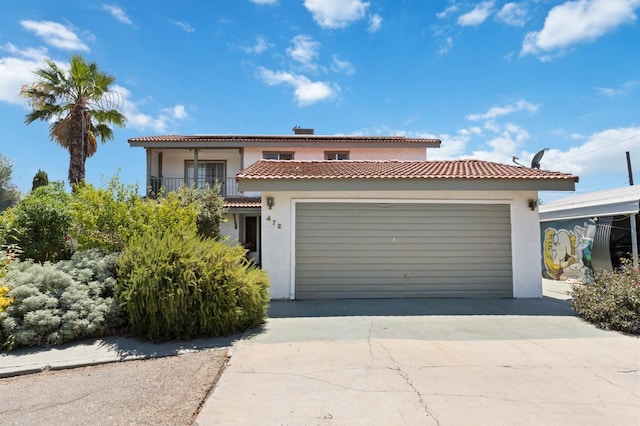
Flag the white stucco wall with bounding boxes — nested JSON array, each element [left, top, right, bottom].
[[242, 146, 427, 165], [159, 149, 243, 178], [220, 215, 240, 243], [259, 190, 542, 299]]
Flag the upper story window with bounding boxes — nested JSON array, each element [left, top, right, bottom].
[[325, 151, 349, 160], [263, 152, 294, 160], [185, 160, 226, 190]]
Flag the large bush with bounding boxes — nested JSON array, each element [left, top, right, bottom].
[[572, 259, 640, 335], [117, 223, 269, 342], [0, 249, 125, 351], [71, 177, 198, 253], [172, 185, 227, 240], [8, 182, 73, 262]]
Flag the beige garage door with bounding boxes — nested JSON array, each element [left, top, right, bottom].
[[295, 202, 513, 299]]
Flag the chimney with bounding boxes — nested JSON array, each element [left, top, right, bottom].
[[293, 126, 314, 135]]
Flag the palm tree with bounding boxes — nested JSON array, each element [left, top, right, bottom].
[[20, 54, 126, 187]]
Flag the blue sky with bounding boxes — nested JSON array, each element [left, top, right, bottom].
[[0, 0, 639, 202]]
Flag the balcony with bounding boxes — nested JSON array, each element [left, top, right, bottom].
[[149, 177, 241, 197]]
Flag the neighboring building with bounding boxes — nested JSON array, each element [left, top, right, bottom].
[[539, 186, 640, 281], [128, 129, 441, 264], [130, 129, 578, 300]]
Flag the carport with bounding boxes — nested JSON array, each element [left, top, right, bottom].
[[237, 159, 578, 300]]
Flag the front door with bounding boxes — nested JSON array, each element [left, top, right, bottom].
[[244, 216, 260, 265]]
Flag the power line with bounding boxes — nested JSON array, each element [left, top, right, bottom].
[[556, 132, 640, 161]]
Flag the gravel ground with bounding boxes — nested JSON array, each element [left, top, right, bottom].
[[0, 348, 229, 425]]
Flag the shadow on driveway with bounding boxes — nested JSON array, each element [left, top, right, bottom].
[[268, 296, 575, 319]]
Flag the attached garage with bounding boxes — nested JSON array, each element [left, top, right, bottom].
[[295, 202, 512, 299], [237, 159, 578, 300]]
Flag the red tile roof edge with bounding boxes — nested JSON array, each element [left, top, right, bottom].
[[236, 159, 578, 181]]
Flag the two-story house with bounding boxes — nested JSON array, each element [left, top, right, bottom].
[[128, 128, 441, 265], [129, 129, 578, 300]]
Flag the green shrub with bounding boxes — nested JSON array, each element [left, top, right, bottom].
[[0, 249, 125, 351], [72, 176, 196, 252], [572, 259, 640, 335], [31, 169, 49, 191], [172, 185, 227, 240], [9, 182, 73, 262], [117, 223, 269, 342], [71, 177, 198, 253]]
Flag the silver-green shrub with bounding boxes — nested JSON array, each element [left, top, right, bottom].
[[572, 258, 640, 335], [0, 249, 125, 351]]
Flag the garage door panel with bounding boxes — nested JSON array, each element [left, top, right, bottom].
[[295, 202, 513, 299]]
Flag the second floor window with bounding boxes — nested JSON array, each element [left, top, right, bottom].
[[185, 160, 225, 190], [325, 151, 349, 160], [263, 152, 294, 160]]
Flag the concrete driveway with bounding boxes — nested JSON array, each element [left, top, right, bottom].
[[196, 297, 639, 426]]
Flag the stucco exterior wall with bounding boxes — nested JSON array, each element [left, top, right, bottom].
[[260, 190, 542, 299], [242, 146, 427, 165], [159, 149, 243, 178]]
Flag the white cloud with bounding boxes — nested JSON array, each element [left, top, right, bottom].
[[467, 100, 539, 121], [172, 104, 188, 120], [102, 5, 133, 25], [257, 67, 338, 106], [596, 80, 638, 96], [368, 14, 382, 32], [112, 85, 188, 132], [436, 5, 460, 19], [243, 35, 272, 54], [171, 20, 195, 33], [303, 0, 370, 29], [250, 0, 277, 4], [496, 2, 528, 26], [21, 20, 90, 51], [0, 43, 48, 104], [287, 35, 320, 69], [521, 0, 640, 58], [542, 127, 640, 176], [331, 55, 355, 76], [438, 37, 454, 55], [457, 1, 495, 27]]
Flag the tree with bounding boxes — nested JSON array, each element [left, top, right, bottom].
[[20, 55, 126, 187], [31, 169, 49, 191], [0, 154, 20, 212]]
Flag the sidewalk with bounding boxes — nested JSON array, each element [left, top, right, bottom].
[[0, 334, 239, 378]]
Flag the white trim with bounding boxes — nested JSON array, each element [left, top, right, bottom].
[[289, 199, 297, 300], [291, 198, 512, 205]]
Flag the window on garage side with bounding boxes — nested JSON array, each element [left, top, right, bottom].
[[263, 152, 294, 160], [324, 151, 349, 160]]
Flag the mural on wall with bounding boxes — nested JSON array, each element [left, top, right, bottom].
[[542, 219, 597, 281]]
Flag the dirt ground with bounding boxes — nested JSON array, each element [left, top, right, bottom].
[[0, 348, 228, 425]]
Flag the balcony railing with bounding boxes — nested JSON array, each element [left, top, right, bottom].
[[149, 177, 241, 197]]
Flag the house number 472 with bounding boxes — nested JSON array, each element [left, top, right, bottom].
[[265, 216, 282, 229]]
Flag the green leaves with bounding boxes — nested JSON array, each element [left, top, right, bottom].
[[10, 183, 73, 263], [20, 54, 126, 186], [117, 224, 269, 343]]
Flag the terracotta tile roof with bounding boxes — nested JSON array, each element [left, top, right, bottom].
[[236, 160, 579, 182], [225, 197, 261, 208], [129, 134, 440, 146]]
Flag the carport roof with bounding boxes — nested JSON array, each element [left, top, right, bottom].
[[236, 160, 578, 192]]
